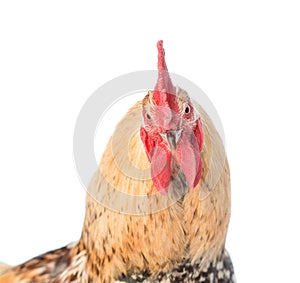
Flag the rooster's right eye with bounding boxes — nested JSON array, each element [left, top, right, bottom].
[[185, 105, 190, 114]]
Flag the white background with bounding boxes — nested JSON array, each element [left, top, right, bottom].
[[1, 1, 300, 282]]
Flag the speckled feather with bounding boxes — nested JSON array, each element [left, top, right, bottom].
[[118, 249, 235, 283]]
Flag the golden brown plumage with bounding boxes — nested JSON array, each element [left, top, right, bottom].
[[83, 89, 231, 281], [0, 42, 235, 283]]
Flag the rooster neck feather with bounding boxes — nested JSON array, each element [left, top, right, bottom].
[[78, 97, 231, 281]]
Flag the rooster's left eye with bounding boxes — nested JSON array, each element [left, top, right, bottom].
[[185, 105, 190, 114], [146, 113, 151, 120]]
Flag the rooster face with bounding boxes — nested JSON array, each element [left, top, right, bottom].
[[140, 41, 203, 195], [140, 89, 203, 195]]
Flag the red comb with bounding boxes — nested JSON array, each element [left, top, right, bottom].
[[153, 40, 175, 105]]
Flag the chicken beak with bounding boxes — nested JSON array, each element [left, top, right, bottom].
[[159, 129, 183, 150]]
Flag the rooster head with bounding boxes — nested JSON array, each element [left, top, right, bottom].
[[140, 40, 204, 195]]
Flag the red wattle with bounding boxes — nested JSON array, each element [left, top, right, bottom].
[[140, 127, 171, 193], [150, 142, 172, 193], [176, 129, 202, 188]]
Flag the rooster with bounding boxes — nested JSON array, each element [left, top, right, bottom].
[[0, 41, 235, 283]]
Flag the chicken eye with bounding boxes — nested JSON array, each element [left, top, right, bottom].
[[146, 113, 151, 119], [184, 105, 190, 114]]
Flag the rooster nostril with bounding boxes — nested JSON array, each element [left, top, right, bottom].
[[173, 129, 183, 143], [159, 129, 183, 149]]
